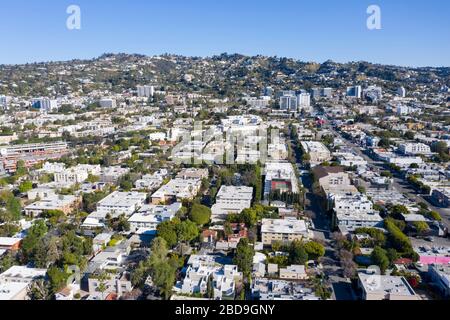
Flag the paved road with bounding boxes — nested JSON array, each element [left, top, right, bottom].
[[327, 124, 450, 231]]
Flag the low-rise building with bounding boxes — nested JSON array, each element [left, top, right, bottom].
[[96, 191, 147, 218], [300, 141, 332, 165], [24, 195, 81, 217], [211, 186, 253, 222], [128, 202, 182, 235], [151, 178, 202, 204], [0, 266, 47, 300], [428, 264, 450, 298], [279, 265, 308, 280], [261, 218, 312, 246], [358, 271, 419, 300], [251, 278, 319, 300]]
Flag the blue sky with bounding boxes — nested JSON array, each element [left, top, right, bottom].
[[0, 0, 449, 67]]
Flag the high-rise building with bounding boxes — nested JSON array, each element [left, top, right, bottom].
[[311, 88, 332, 99], [31, 98, 58, 112], [346, 86, 362, 99], [297, 92, 311, 110], [397, 86, 406, 98], [0, 96, 9, 110], [137, 85, 155, 98], [279, 93, 298, 111]]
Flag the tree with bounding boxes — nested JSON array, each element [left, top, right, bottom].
[[151, 261, 176, 300], [20, 220, 48, 264], [233, 239, 255, 278], [47, 266, 69, 293], [189, 204, 211, 226], [289, 241, 308, 265], [176, 220, 199, 243], [28, 277, 52, 300], [18, 180, 33, 193], [304, 241, 326, 260], [413, 221, 429, 235], [371, 246, 390, 274], [157, 221, 178, 247], [240, 208, 258, 227]]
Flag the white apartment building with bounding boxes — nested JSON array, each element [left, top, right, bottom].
[[151, 178, 202, 204], [333, 194, 383, 231], [100, 166, 130, 184], [137, 85, 155, 98], [358, 272, 419, 301], [261, 218, 312, 245], [211, 186, 254, 222], [96, 191, 147, 217], [0, 266, 47, 300], [135, 169, 168, 190], [178, 263, 242, 300], [24, 195, 81, 217], [335, 153, 367, 168], [300, 141, 332, 165], [128, 202, 182, 234], [399, 143, 432, 155]]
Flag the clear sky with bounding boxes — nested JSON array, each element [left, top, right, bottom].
[[0, 0, 449, 67]]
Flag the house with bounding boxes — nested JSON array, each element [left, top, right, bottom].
[[0, 237, 22, 253], [261, 218, 312, 246], [431, 188, 450, 208], [176, 168, 209, 180], [55, 283, 81, 300], [358, 271, 419, 300], [211, 186, 253, 222], [87, 271, 132, 299], [279, 265, 308, 280]]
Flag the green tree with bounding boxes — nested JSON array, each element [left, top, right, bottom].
[[233, 238, 255, 278], [304, 241, 326, 260], [18, 180, 33, 193], [157, 220, 178, 247], [189, 204, 211, 226], [371, 246, 390, 274], [176, 220, 199, 243], [289, 241, 308, 265]]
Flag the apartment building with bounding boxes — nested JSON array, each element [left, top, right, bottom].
[[151, 178, 202, 204], [211, 186, 253, 222], [0, 266, 47, 300], [300, 141, 332, 166], [24, 195, 82, 217], [261, 218, 311, 246], [399, 143, 432, 155], [333, 193, 383, 231], [128, 202, 182, 234], [358, 272, 419, 301], [96, 191, 147, 218]]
